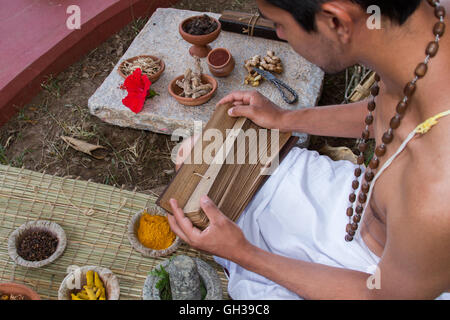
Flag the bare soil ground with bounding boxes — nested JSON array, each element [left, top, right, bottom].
[[0, 0, 357, 196]]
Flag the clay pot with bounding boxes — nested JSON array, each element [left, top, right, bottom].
[[168, 74, 218, 106], [207, 48, 235, 77], [0, 283, 41, 300], [58, 265, 120, 300], [179, 16, 222, 58], [127, 207, 181, 258], [117, 55, 165, 83], [8, 220, 67, 268]]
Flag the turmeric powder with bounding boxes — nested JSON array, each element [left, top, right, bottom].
[[137, 213, 176, 250]]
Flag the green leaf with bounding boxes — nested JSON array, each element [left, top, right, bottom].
[[150, 265, 172, 300], [148, 89, 159, 99]]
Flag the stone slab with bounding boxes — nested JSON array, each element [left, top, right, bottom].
[[88, 8, 324, 145]]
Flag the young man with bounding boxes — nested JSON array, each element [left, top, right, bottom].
[[167, 0, 450, 299]]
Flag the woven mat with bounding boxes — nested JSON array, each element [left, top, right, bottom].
[[0, 165, 230, 300]]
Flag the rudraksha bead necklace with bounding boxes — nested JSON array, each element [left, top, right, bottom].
[[345, 0, 446, 242]]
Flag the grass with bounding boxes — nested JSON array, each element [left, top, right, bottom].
[[131, 17, 149, 36], [41, 75, 61, 97], [0, 145, 9, 165]]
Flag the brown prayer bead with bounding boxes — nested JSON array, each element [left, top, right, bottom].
[[353, 215, 361, 223], [354, 168, 362, 177], [375, 144, 387, 157], [346, 208, 354, 217], [361, 182, 370, 194], [348, 230, 356, 237], [356, 205, 364, 214], [396, 101, 408, 115], [359, 142, 368, 153], [346, 224, 353, 233], [415, 63, 428, 78], [371, 85, 380, 96], [351, 223, 358, 231], [365, 115, 374, 125], [374, 74, 380, 82], [362, 129, 370, 140], [404, 82, 416, 98], [349, 193, 356, 203], [358, 193, 367, 204], [369, 157, 379, 170], [365, 170, 375, 182], [435, 6, 446, 18], [426, 41, 439, 57], [382, 129, 394, 144], [390, 114, 402, 129], [345, 235, 354, 242], [433, 22, 445, 37], [352, 180, 360, 190], [368, 100, 376, 111], [357, 155, 365, 165]]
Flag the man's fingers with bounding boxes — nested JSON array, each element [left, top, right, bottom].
[[167, 213, 189, 243], [228, 104, 255, 118], [200, 195, 224, 225], [217, 91, 253, 106], [169, 198, 202, 240]]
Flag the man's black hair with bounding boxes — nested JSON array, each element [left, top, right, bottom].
[[265, 0, 423, 32]]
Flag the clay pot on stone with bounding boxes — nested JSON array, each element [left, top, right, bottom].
[[168, 74, 218, 107], [179, 16, 222, 58], [8, 220, 67, 268], [127, 207, 181, 258], [0, 282, 41, 300], [207, 48, 235, 77], [117, 55, 165, 83], [58, 265, 120, 300]]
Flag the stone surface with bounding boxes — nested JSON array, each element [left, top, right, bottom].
[[142, 256, 223, 300], [167, 255, 202, 300], [88, 8, 324, 145]]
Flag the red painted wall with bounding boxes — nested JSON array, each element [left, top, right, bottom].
[[0, 0, 178, 126]]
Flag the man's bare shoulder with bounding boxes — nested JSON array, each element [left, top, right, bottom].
[[400, 117, 450, 229]]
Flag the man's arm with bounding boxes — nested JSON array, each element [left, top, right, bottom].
[[167, 196, 449, 300], [217, 91, 372, 139]]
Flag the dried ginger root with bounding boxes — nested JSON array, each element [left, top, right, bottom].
[[176, 57, 213, 98], [243, 50, 284, 87]]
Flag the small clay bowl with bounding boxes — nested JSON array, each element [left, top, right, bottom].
[[58, 265, 120, 300], [8, 220, 67, 268], [117, 55, 165, 83], [207, 48, 235, 77], [0, 282, 41, 300], [127, 207, 181, 258], [168, 74, 218, 107], [179, 15, 222, 58]]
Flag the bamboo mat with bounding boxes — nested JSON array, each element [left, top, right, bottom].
[[0, 165, 230, 300]]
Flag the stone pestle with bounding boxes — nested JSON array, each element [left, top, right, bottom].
[[166, 255, 202, 300]]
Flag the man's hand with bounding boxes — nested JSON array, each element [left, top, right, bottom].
[[217, 91, 289, 130], [167, 195, 251, 261]]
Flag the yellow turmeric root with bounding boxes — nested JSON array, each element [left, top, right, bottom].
[[86, 270, 94, 288], [94, 272, 104, 289]]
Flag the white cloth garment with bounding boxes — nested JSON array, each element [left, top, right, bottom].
[[214, 147, 449, 300]]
